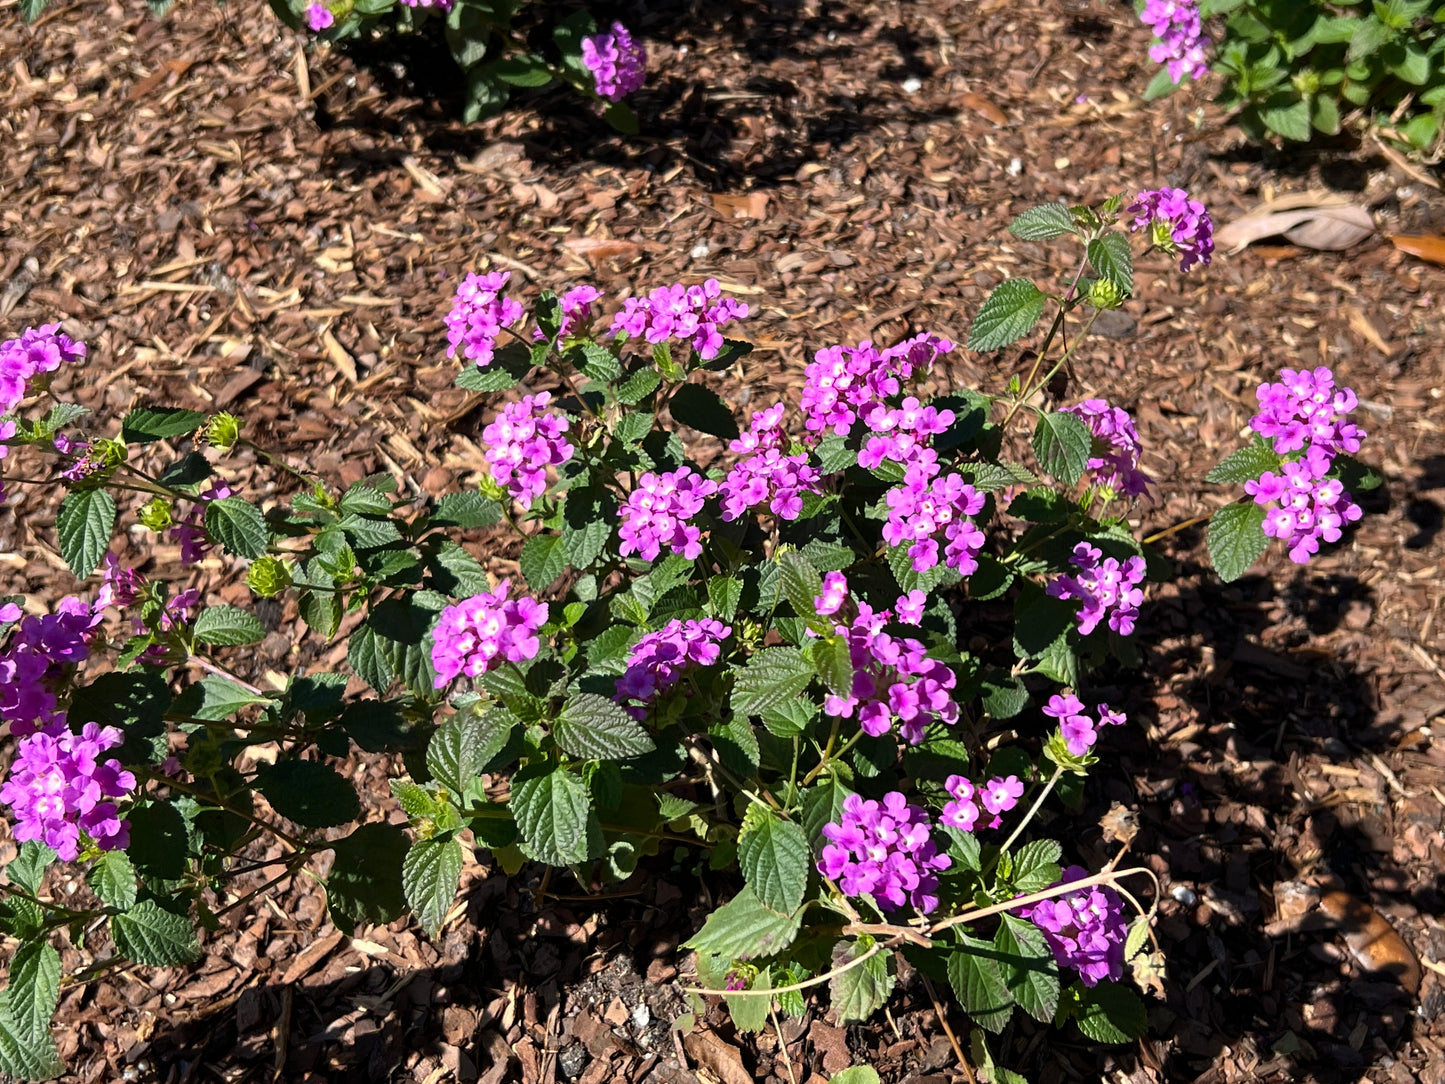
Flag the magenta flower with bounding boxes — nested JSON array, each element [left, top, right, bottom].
[[1249, 366, 1364, 458], [799, 334, 952, 439], [818, 792, 952, 915], [1059, 399, 1152, 498], [815, 572, 849, 617], [857, 396, 955, 481], [882, 473, 987, 576], [96, 552, 144, 610], [398, 0, 455, 11], [305, 3, 334, 30], [536, 284, 604, 342], [0, 323, 87, 415], [895, 590, 926, 625], [1128, 187, 1213, 271], [614, 618, 731, 705], [430, 581, 548, 687], [0, 720, 135, 862], [1, 596, 103, 738], [981, 775, 1025, 816], [0, 418, 15, 504], [169, 482, 232, 566], [1017, 865, 1128, 986], [445, 271, 525, 368], [1140, 0, 1209, 84], [1042, 694, 1126, 757], [482, 392, 574, 510], [718, 403, 823, 522], [1246, 446, 1363, 564], [618, 466, 718, 562], [1047, 542, 1146, 637], [581, 22, 646, 102], [609, 279, 748, 361]]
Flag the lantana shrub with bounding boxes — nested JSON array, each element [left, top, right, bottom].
[[0, 192, 1374, 1081], [1138, 0, 1445, 154]]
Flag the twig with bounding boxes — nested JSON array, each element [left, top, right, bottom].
[[920, 972, 976, 1084]]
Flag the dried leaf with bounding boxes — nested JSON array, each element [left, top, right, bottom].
[[1387, 233, 1445, 266], [683, 1029, 752, 1084], [1099, 802, 1139, 847], [562, 237, 642, 262], [1129, 948, 1167, 999], [960, 92, 1008, 126], [711, 191, 770, 220], [1216, 196, 1375, 253], [1319, 889, 1422, 995]]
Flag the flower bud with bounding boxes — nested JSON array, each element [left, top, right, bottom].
[[1149, 218, 1179, 256], [247, 556, 293, 598], [205, 412, 243, 451], [477, 472, 507, 503], [1085, 277, 1128, 310], [94, 438, 128, 469], [138, 497, 173, 532]]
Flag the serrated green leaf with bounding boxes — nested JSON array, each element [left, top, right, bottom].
[[173, 673, 269, 721], [995, 914, 1060, 1023], [1009, 202, 1077, 241], [511, 763, 596, 866], [427, 707, 514, 793], [256, 760, 360, 828], [948, 936, 1014, 1033], [112, 900, 201, 966], [708, 575, 742, 620], [18, 0, 49, 21], [121, 407, 207, 443], [778, 550, 824, 621], [431, 491, 502, 529], [968, 279, 1047, 352], [802, 775, 854, 842], [402, 836, 464, 937], [520, 533, 566, 591], [683, 885, 804, 960], [811, 635, 854, 699], [299, 588, 343, 639], [669, 383, 740, 440], [554, 693, 655, 760], [56, 488, 115, 578], [3, 940, 59, 1051], [326, 822, 409, 927], [829, 938, 894, 1022], [5, 843, 54, 897], [737, 806, 809, 914], [491, 53, 554, 87], [1207, 501, 1269, 582], [1031, 411, 1093, 485], [1086, 233, 1133, 295], [1075, 980, 1148, 1043], [1009, 839, 1062, 894], [1205, 441, 1283, 484], [730, 647, 815, 717], [87, 851, 137, 911], [204, 496, 269, 559], [192, 605, 266, 647]]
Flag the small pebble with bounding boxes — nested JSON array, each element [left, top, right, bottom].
[[631, 1003, 651, 1030], [1172, 884, 1198, 906], [690, 242, 710, 259], [902, 77, 922, 94]]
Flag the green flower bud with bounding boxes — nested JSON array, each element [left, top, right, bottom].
[[1291, 69, 1321, 97], [94, 438, 128, 469], [247, 556, 293, 598], [1085, 277, 1128, 310], [185, 741, 224, 778], [1148, 218, 1178, 255], [477, 473, 506, 502], [138, 497, 173, 532], [206, 412, 243, 451]]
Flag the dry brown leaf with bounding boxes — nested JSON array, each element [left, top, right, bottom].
[[960, 91, 1008, 126], [562, 237, 642, 261], [1099, 802, 1139, 846], [1387, 233, 1445, 266], [1319, 889, 1423, 995], [683, 1030, 752, 1084], [1216, 197, 1375, 253], [711, 191, 770, 219]]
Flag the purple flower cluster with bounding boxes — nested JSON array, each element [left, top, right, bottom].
[[1128, 187, 1213, 272], [0, 721, 135, 862], [1042, 694, 1127, 757], [1246, 447, 1363, 564], [305, 2, 333, 30], [482, 392, 574, 510], [718, 404, 822, 522], [537, 284, 604, 342], [883, 473, 987, 576], [618, 466, 718, 561], [1140, 0, 1209, 84], [610, 279, 748, 362], [1018, 865, 1128, 987], [96, 552, 144, 611], [858, 397, 954, 482], [1047, 542, 1146, 636], [170, 482, 232, 566], [940, 773, 1025, 831], [0, 597, 102, 738], [0, 323, 87, 415], [1249, 366, 1364, 458], [446, 271, 525, 368], [581, 22, 646, 102], [818, 792, 952, 915], [430, 581, 548, 687], [137, 588, 200, 666], [798, 335, 953, 438], [1060, 399, 1151, 498], [614, 618, 730, 704], [821, 579, 959, 745]]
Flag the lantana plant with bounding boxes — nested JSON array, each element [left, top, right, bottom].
[[0, 190, 1373, 1081]]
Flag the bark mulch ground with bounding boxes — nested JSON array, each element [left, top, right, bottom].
[[3, 0, 1445, 1081]]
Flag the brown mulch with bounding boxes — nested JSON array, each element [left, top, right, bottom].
[[2, 0, 1445, 1081]]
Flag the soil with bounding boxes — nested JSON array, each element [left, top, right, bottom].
[[2, 0, 1445, 1082]]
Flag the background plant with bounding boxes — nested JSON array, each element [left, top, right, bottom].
[[0, 190, 1373, 1080]]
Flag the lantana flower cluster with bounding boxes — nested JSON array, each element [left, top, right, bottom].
[[1061, 399, 1151, 498], [540, 284, 605, 342], [430, 582, 548, 687], [883, 472, 988, 576], [820, 577, 960, 745], [0, 722, 135, 862], [0, 322, 87, 415], [858, 397, 954, 482], [610, 279, 749, 361], [304, 3, 333, 31], [1018, 865, 1128, 986], [581, 22, 646, 102], [1048, 542, 1147, 637], [482, 392, 574, 510], [618, 466, 718, 561], [170, 482, 232, 566], [818, 791, 952, 915], [1140, 0, 1209, 84], [1042, 694, 1127, 757], [718, 404, 823, 522], [940, 773, 1025, 831], [446, 271, 525, 369], [1245, 366, 1365, 564], [614, 618, 731, 709], [799, 335, 953, 438], [0, 597, 102, 737], [1128, 187, 1214, 272]]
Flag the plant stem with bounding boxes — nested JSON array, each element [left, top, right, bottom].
[[994, 765, 1063, 861]]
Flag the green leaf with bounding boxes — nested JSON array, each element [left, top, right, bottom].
[[432, 491, 502, 529], [1009, 839, 1062, 894], [204, 496, 269, 559], [1031, 411, 1093, 485], [811, 635, 854, 699], [1086, 233, 1133, 295], [87, 851, 137, 911], [256, 760, 361, 828], [802, 775, 854, 842], [1207, 501, 1269, 582], [723, 966, 773, 1032], [511, 763, 597, 866], [830, 1069, 882, 1084], [56, 487, 116, 578], [708, 575, 742, 620], [491, 53, 554, 87], [520, 533, 566, 591], [403, 836, 464, 937], [778, 550, 824, 621], [617, 367, 662, 405], [683, 885, 805, 960], [121, 407, 207, 443], [1008, 203, 1077, 241], [1347, 14, 1392, 61], [5, 843, 54, 897], [18, 0, 49, 21], [173, 673, 268, 721], [299, 589, 343, 639], [602, 100, 640, 136], [948, 936, 1014, 1033], [1205, 440, 1282, 483], [1142, 65, 1182, 100], [759, 698, 817, 738], [112, 900, 201, 966], [737, 806, 810, 914], [427, 707, 514, 793], [995, 914, 1060, 1023], [326, 822, 409, 927], [554, 693, 655, 760], [1258, 90, 1313, 141], [730, 647, 815, 717], [192, 605, 266, 647], [3, 940, 59, 1051], [456, 364, 520, 392], [1075, 980, 1148, 1043], [961, 460, 1039, 493], [829, 938, 894, 1022], [967, 279, 1047, 352], [669, 383, 740, 440]]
